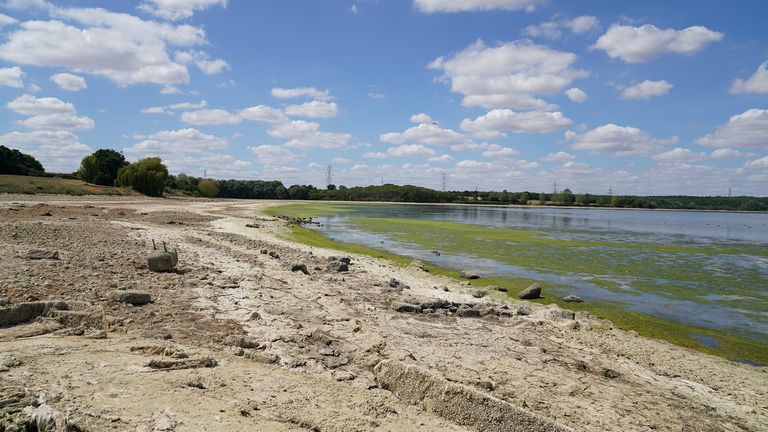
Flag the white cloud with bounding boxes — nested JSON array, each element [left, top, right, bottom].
[[7, 94, 74, 115], [141, 100, 206, 114], [363, 152, 389, 159], [18, 113, 95, 131], [730, 61, 768, 94], [138, 0, 227, 21], [0, 5, 210, 86], [50, 73, 87, 91], [271, 86, 332, 101], [141, 106, 169, 114], [461, 109, 572, 137], [524, 15, 599, 40], [570, 124, 677, 156], [332, 157, 353, 164], [561, 88, 586, 104], [541, 151, 575, 162], [429, 154, 455, 163], [456, 159, 496, 170], [0, 66, 23, 88], [429, 39, 588, 110], [0, 130, 91, 172], [481, 144, 519, 158], [414, 0, 546, 13], [620, 79, 673, 100], [239, 105, 288, 124], [125, 128, 228, 155], [381, 123, 466, 146], [0, 13, 19, 28], [160, 85, 181, 94], [268, 120, 351, 150], [367, 92, 385, 99], [248, 145, 300, 166], [180, 108, 240, 125], [284, 101, 338, 118], [744, 156, 768, 169], [651, 147, 706, 163], [710, 148, 743, 159], [175, 50, 229, 74], [387, 144, 437, 158], [696, 109, 768, 149], [594, 24, 724, 63], [410, 113, 434, 124]]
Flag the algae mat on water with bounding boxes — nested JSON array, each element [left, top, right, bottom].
[[266, 203, 768, 365]]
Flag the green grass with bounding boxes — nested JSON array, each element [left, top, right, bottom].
[[0, 174, 132, 196], [266, 202, 768, 365]]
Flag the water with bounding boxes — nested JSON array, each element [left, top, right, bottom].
[[305, 204, 768, 342]]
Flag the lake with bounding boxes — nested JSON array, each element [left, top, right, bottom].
[[301, 204, 768, 344]]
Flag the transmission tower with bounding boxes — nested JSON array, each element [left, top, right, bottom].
[[608, 184, 613, 196], [728, 187, 732, 197], [441, 172, 447, 192], [553, 180, 558, 194], [326, 164, 333, 187]]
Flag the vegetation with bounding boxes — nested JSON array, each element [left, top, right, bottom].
[[0, 174, 130, 195], [116, 157, 169, 197], [0, 146, 45, 176], [197, 179, 219, 197], [78, 149, 128, 186]]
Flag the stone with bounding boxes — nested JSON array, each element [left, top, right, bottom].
[[339, 256, 351, 264], [563, 295, 583, 303], [392, 302, 421, 313], [517, 283, 541, 299], [472, 290, 487, 298], [223, 335, 261, 349], [603, 368, 620, 379], [0, 297, 10, 306], [389, 278, 401, 288], [327, 261, 348, 272], [111, 290, 152, 306], [430, 250, 441, 256], [516, 306, 532, 316], [291, 263, 309, 275], [147, 249, 178, 272], [245, 223, 260, 228], [409, 259, 428, 271], [459, 270, 480, 280], [268, 250, 280, 259], [26, 249, 59, 260], [456, 307, 480, 318]]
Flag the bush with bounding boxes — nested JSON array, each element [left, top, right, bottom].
[[197, 179, 219, 198], [116, 157, 168, 197], [78, 149, 127, 186], [0, 145, 45, 176]]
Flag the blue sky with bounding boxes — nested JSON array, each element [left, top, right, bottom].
[[1, 0, 767, 195]]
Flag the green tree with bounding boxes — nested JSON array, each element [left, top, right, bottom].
[[518, 192, 529, 205], [78, 149, 128, 186], [288, 184, 310, 200], [0, 145, 45, 176], [197, 179, 219, 197], [115, 157, 168, 197]]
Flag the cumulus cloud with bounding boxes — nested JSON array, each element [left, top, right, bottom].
[[540, 151, 575, 162], [564, 87, 587, 103], [271, 86, 332, 101], [175, 49, 230, 74], [620, 79, 673, 99], [138, 0, 227, 21], [0, 13, 19, 28], [248, 144, 300, 166], [651, 147, 707, 163], [380, 123, 466, 146], [429, 154, 456, 163], [50, 73, 87, 91], [696, 109, 768, 149], [284, 101, 339, 119], [363, 152, 389, 159], [125, 128, 228, 155], [18, 113, 94, 131], [268, 120, 351, 150], [744, 156, 768, 169], [141, 100, 207, 114], [429, 39, 587, 110], [460, 109, 572, 138], [239, 105, 288, 124], [594, 24, 724, 63], [0, 66, 23, 88], [0, 130, 91, 171], [569, 124, 677, 156], [710, 148, 743, 159], [455, 159, 496, 171], [410, 113, 434, 124], [387, 144, 437, 158], [523, 15, 599, 40], [7, 94, 74, 115], [481, 144, 519, 158], [413, 0, 546, 13], [180, 108, 240, 125], [0, 5, 212, 86], [730, 61, 768, 94]]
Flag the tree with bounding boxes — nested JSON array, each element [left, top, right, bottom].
[[115, 157, 168, 197], [197, 179, 219, 197], [78, 149, 127, 186], [0, 145, 45, 176], [288, 184, 310, 200]]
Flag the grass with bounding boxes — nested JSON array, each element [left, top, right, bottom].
[[0, 174, 133, 196]]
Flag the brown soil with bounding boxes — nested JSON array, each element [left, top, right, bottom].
[[0, 195, 766, 432]]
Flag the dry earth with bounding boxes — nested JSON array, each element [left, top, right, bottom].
[[0, 195, 765, 432]]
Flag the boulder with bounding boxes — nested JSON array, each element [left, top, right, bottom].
[[392, 302, 421, 313], [26, 249, 59, 260], [111, 290, 152, 306], [517, 283, 541, 299], [563, 295, 583, 303], [459, 271, 480, 280], [472, 290, 487, 298], [456, 307, 480, 318], [147, 249, 178, 272], [327, 261, 349, 272], [291, 263, 309, 275]]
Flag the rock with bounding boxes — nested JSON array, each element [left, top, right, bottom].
[[333, 370, 356, 381], [223, 335, 261, 349], [26, 249, 59, 260], [327, 261, 348, 272], [516, 306, 531, 316], [268, 250, 280, 259], [111, 290, 152, 306], [147, 249, 178, 272], [459, 270, 480, 280], [518, 283, 541, 299], [456, 307, 480, 318], [339, 256, 351, 264], [409, 259, 428, 272], [603, 368, 620, 379], [392, 302, 421, 313], [389, 278, 401, 288], [430, 250, 441, 256], [563, 295, 583, 303], [478, 307, 495, 317], [291, 263, 309, 275], [471, 290, 486, 298], [245, 223, 260, 228], [0, 297, 10, 306]]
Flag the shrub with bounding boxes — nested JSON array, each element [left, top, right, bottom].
[[116, 157, 168, 197], [78, 149, 128, 186], [0, 145, 45, 176], [197, 179, 219, 198]]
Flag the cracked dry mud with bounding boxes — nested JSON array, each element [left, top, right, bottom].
[[0, 195, 766, 431]]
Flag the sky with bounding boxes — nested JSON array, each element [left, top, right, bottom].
[[0, 0, 767, 196]]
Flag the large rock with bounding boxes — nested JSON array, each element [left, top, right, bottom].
[[147, 249, 178, 272], [291, 263, 309, 275], [563, 295, 583, 303], [327, 261, 349, 272], [518, 283, 541, 299], [459, 270, 480, 280], [110, 290, 152, 306], [26, 249, 59, 260]]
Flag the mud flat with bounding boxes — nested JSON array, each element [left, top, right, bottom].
[[0, 195, 765, 431]]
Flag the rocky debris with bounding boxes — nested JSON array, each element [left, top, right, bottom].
[[456, 306, 480, 318], [603, 368, 621, 379], [145, 356, 217, 370], [110, 290, 152, 306], [392, 302, 422, 313], [268, 250, 280, 259], [328, 256, 351, 265], [388, 278, 408, 290], [472, 290, 487, 298], [326, 261, 348, 272], [332, 370, 357, 381], [430, 250, 441, 256], [391, 298, 523, 320], [0, 297, 10, 306], [374, 360, 573, 432], [518, 283, 542, 299], [459, 270, 480, 280], [0, 300, 93, 327], [290, 263, 309, 275], [25, 249, 59, 260], [563, 295, 583, 303], [409, 259, 428, 272], [147, 248, 178, 272], [245, 223, 260, 228], [0, 354, 21, 371], [223, 335, 262, 349]]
